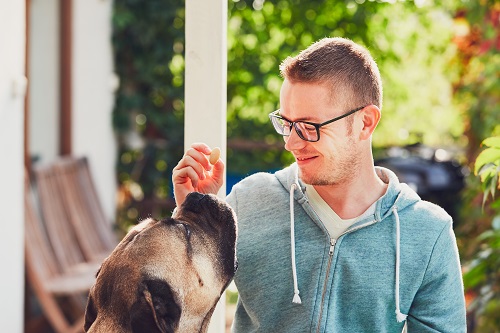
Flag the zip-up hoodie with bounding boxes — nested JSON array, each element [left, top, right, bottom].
[[227, 164, 466, 333]]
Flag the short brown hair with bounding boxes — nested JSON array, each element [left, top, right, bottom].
[[280, 37, 382, 110]]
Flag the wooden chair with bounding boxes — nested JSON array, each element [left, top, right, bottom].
[[33, 164, 94, 272], [51, 157, 117, 262], [25, 174, 96, 333]]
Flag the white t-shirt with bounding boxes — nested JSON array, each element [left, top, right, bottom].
[[305, 184, 377, 239]]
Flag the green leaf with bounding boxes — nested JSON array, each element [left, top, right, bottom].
[[478, 164, 496, 183], [482, 136, 500, 149], [475, 148, 500, 175], [480, 168, 499, 207], [491, 172, 498, 198]]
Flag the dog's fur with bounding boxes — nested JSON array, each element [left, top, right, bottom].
[[84, 192, 237, 333]]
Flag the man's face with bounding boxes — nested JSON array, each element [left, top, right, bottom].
[[279, 79, 362, 186]]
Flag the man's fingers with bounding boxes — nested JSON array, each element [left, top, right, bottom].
[[190, 142, 212, 153], [172, 165, 200, 189], [185, 147, 212, 172], [184, 154, 208, 180]]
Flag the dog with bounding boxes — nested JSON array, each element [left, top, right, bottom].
[[84, 192, 238, 333]]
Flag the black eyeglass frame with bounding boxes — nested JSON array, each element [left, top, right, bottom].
[[269, 105, 367, 142]]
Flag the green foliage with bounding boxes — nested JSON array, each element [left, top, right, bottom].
[[365, 3, 464, 147], [475, 137, 500, 205], [112, 0, 186, 224], [453, 2, 500, 330], [463, 222, 500, 332], [463, 136, 500, 331], [452, 1, 500, 160]]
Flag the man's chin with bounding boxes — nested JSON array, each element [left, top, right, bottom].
[[298, 170, 318, 186], [298, 170, 338, 187]]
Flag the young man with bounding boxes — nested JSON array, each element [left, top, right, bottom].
[[172, 37, 466, 332]]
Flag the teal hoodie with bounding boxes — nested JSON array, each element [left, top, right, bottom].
[[227, 164, 466, 332]]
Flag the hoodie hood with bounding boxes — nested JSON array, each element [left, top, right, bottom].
[[275, 163, 420, 322]]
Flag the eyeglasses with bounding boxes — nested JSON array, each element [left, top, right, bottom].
[[269, 105, 366, 142]]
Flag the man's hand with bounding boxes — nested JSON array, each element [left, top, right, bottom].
[[172, 143, 225, 207]]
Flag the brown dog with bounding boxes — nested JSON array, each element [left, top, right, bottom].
[[84, 192, 237, 333]]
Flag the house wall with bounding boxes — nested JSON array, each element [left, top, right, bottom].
[[72, 0, 116, 221], [0, 1, 26, 331], [29, 0, 60, 163]]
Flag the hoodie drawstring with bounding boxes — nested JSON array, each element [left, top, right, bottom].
[[290, 183, 302, 304], [393, 206, 408, 323]]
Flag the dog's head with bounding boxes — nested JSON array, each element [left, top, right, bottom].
[[84, 192, 237, 333]]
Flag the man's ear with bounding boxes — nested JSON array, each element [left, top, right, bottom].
[[130, 280, 181, 333], [358, 105, 381, 141]]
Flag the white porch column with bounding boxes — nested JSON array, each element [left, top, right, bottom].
[[0, 1, 26, 332], [185, 0, 228, 332]]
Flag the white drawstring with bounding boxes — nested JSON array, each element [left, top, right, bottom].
[[393, 206, 407, 322], [290, 183, 301, 304]]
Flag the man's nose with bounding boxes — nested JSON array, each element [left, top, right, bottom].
[[284, 126, 306, 152]]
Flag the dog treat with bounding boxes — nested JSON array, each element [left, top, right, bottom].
[[209, 147, 221, 165]]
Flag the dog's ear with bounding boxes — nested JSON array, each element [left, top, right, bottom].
[[84, 267, 102, 332], [84, 292, 97, 332], [130, 279, 181, 333]]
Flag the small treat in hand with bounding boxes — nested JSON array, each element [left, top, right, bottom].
[[209, 147, 221, 165]]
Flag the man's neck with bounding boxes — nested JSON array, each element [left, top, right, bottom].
[[312, 167, 387, 219]]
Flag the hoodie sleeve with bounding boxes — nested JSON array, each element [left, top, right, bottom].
[[406, 221, 466, 332], [226, 188, 238, 213]]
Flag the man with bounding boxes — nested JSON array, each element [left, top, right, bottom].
[[172, 37, 466, 332]]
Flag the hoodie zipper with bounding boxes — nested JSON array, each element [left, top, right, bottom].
[[315, 238, 336, 333], [314, 220, 378, 333]]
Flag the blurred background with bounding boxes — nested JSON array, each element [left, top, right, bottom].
[[1, 0, 499, 332]]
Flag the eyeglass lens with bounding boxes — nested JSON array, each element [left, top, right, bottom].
[[271, 117, 318, 141]]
